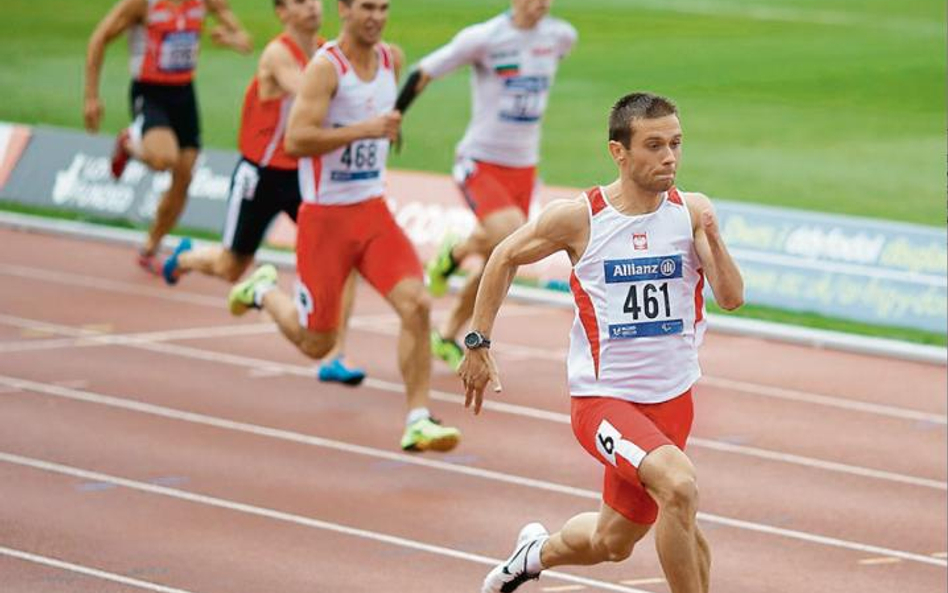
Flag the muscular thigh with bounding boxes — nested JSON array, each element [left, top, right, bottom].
[[571, 392, 694, 524]]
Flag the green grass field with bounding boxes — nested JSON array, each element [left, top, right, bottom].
[[1, 0, 944, 226]]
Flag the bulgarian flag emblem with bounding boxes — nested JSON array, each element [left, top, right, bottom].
[[494, 63, 520, 78]]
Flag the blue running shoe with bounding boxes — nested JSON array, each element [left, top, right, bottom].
[[163, 238, 193, 286], [318, 357, 367, 387]]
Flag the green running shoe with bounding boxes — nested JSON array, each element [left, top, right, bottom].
[[228, 264, 277, 316], [426, 234, 459, 297], [400, 416, 461, 452], [431, 331, 464, 371]]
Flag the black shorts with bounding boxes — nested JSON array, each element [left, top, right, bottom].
[[222, 158, 302, 256], [129, 81, 201, 149]]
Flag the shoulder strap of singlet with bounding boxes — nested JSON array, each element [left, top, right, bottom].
[[584, 186, 608, 216], [667, 186, 684, 206], [377, 43, 394, 71], [322, 42, 351, 76], [278, 33, 310, 68]]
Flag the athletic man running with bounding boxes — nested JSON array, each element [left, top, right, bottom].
[[162, 0, 364, 385], [394, 0, 576, 369], [229, 0, 461, 452], [460, 92, 744, 593], [84, 0, 252, 273]]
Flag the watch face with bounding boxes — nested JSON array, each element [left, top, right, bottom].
[[464, 332, 481, 348]]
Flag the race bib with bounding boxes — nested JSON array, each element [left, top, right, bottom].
[[499, 76, 549, 123], [604, 255, 684, 339], [159, 31, 199, 73], [329, 139, 382, 182]]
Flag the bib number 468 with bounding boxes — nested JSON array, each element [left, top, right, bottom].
[[340, 142, 377, 169], [623, 282, 671, 320]]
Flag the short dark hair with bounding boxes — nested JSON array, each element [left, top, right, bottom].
[[608, 92, 678, 148]]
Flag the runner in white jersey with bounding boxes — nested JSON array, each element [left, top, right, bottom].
[[459, 93, 744, 593], [393, 0, 577, 370], [228, 0, 461, 454]]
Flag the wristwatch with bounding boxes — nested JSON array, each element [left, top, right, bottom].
[[463, 330, 491, 350]]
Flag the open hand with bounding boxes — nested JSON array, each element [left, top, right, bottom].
[[458, 348, 502, 415]]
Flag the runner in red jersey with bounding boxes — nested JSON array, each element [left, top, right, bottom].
[[84, 0, 252, 273], [162, 0, 366, 385]]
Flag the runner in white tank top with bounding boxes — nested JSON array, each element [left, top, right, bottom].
[[391, 0, 577, 372], [227, 0, 461, 455], [458, 93, 744, 593], [298, 39, 397, 205], [568, 185, 707, 403]]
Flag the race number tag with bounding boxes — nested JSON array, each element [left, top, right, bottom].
[[329, 140, 382, 182], [499, 76, 549, 123], [159, 31, 199, 73], [604, 255, 684, 339]]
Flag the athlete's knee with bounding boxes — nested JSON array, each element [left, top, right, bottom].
[[590, 529, 635, 563], [394, 284, 431, 324], [657, 470, 699, 518], [298, 331, 336, 359], [146, 152, 178, 172]]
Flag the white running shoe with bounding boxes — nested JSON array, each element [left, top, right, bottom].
[[482, 522, 549, 593]]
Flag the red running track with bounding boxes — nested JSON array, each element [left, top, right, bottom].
[[0, 227, 945, 593]]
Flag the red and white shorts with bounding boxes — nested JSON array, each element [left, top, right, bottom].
[[571, 389, 694, 525], [295, 198, 423, 332], [453, 157, 537, 221]]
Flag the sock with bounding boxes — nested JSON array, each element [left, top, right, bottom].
[[252, 283, 275, 308], [525, 536, 548, 574], [406, 407, 430, 426]]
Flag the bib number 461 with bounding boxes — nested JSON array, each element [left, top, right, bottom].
[[623, 282, 671, 320]]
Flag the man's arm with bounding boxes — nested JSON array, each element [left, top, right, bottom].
[[84, 0, 146, 132], [460, 198, 589, 414], [206, 0, 253, 54], [685, 193, 744, 310], [395, 24, 484, 114], [284, 56, 401, 157], [258, 41, 305, 100]]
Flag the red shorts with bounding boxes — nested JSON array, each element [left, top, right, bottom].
[[571, 390, 694, 525], [453, 158, 537, 220], [295, 198, 423, 332]]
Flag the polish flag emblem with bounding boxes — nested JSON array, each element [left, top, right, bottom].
[[632, 233, 648, 250]]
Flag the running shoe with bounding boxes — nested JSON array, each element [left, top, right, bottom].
[[228, 264, 277, 316], [162, 237, 192, 286], [431, 331, 464, 371], [425, 233, 459, 297], [318, 357, 367, 386], [400, 416, 461, 452], [137, 248, 161, 276], [111, 128, 132, 179], [482, 523, 549, 593]]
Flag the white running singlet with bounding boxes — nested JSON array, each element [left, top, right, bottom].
[[568, 186, 707, 403], [418, 12, 577, 168], [299, 42, 397, 205]]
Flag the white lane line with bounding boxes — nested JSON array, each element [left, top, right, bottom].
[[0, 315, 943, 490], [701, 376, 946, 425], [0, 451, 651, 593], [619, 578, 666, 586], [1, 374, 944, 568], [0, 545, 198, 593], [0, 264, 222, 307]]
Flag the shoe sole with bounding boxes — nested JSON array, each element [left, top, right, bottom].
[[406, 432, 460, 453], [318, 374, 366, 387]]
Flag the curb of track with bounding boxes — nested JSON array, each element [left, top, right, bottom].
[[1, 210, 944, 366]]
